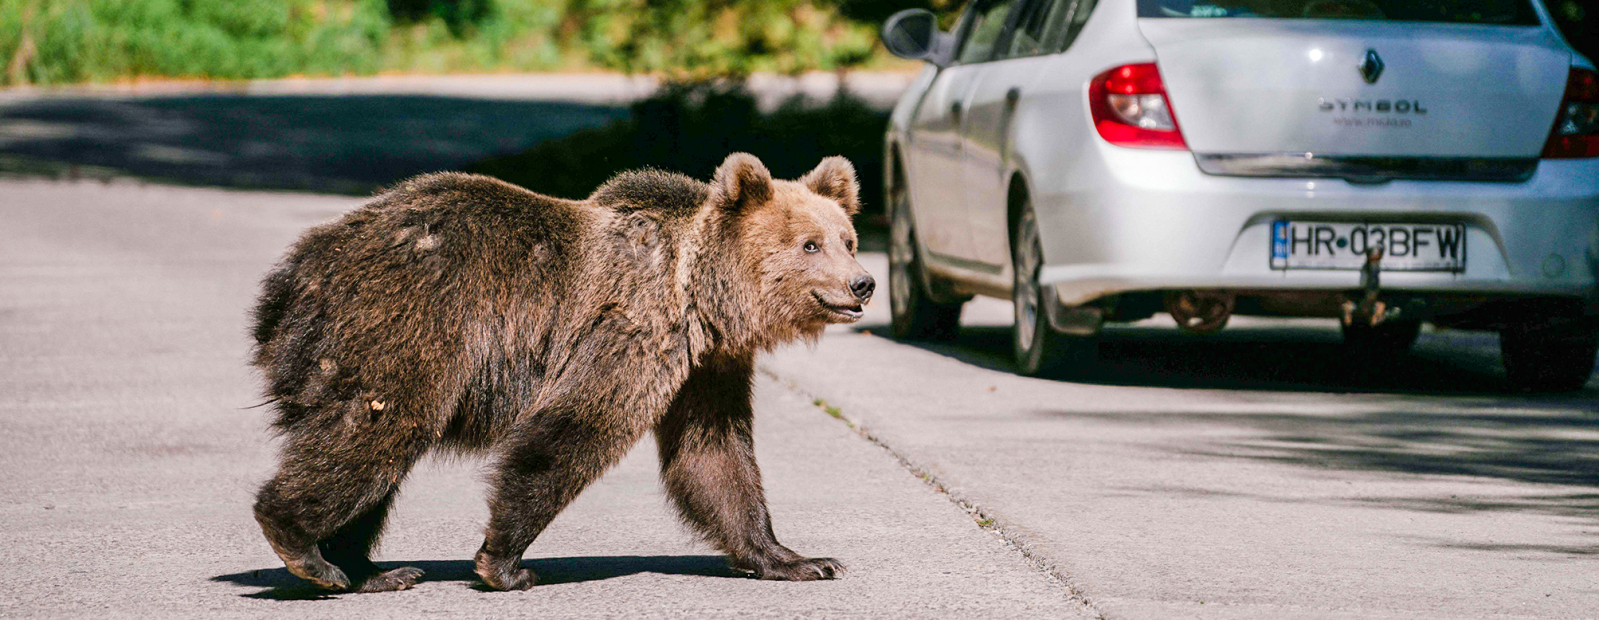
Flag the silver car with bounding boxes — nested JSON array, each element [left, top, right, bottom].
[[879, 0, 1599, 390]]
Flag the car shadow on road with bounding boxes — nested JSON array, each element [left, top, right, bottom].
[[0, 95, 627, 195], [860, 320, 1599, 546], [856, 323, 1540, 396], [212, 554, 740, 599], [1031, 404, 1599, 533], [1042, 406, 1599, 485]]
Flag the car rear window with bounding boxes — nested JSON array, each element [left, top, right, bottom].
[[1137, 0, 1541, 24]]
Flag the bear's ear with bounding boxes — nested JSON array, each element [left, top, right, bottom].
[[712, 152, 774, 212], [800, 156, 859, 216]]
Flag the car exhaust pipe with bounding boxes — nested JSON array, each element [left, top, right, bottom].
[[1165, 290, 1235, 334]]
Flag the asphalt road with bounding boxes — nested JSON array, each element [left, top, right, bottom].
[[0, 179, 1082, 619], [770, 276, 1599, 618], [3, 70, 1597, 617], [7, 178, 1598, 619]]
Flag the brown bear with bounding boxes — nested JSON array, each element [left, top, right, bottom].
[[249, 153, 874, 593]]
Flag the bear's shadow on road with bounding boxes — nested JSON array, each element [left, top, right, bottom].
[[212, 555, 740, 599]]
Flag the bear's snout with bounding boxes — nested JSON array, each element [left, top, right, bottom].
[[849, 274, 875, 302]]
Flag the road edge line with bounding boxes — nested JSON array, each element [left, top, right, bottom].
[[757, 365, 1108, 620]]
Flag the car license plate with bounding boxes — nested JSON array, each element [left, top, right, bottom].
[[1271, 221, 1465, 271]]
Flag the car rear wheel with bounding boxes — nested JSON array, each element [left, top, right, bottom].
[[1012, 205, 1094, 377], [1341, 319, 1422, 355], [888, 185, 962, 341], [1500, 321, 1598, 392]]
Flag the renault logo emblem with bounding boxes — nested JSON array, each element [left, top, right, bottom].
[[1358, 49, 1384, 84]]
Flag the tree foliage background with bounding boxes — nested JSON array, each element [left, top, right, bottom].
[[0, 0, 953, 86]]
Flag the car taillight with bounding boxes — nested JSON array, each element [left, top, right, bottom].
[[1542, 67, 1599, 159], [1088, 63, 1187, 150]]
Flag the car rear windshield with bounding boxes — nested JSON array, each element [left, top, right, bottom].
[[1137, 0, 1541, 24]]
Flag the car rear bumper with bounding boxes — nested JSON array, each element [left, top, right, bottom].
[[1034, 148, 1599, 311]]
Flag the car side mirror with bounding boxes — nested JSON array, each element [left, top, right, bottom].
[[881, 9, 954, 67]]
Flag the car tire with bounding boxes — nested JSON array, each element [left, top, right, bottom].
[[1500, 321, 1598, 392], [1341, 319, 1421, 354], [1012, 205, 1094, 377], [888, 185, 962, 341]]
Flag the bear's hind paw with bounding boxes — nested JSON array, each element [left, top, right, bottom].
[[477, 567, 537, 591], [353, 566, 425, 593], [475, 550, 537, 591], [284, 558, 351, 591]]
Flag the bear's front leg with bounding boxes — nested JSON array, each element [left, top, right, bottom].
[[655, 353, 843, 581]]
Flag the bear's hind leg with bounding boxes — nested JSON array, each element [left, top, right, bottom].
[[254, 479, 357, 590], [656, 354, 842, 581], [316, 490, 425, 592], [475, 407, 653, 591], [254, 422, 428, 592]]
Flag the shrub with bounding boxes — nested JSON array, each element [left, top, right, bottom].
[[0, 0, 899, 86]]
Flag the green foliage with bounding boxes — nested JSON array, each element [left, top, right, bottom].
[[0, 0, 904, 86], [1, 0, 393, 84], [832, 0, 963, 26], [563, 0, 876, 76], [385, 0, 496, 35], [1551, 0, 1597, 62], [467, 78, 889, 214]]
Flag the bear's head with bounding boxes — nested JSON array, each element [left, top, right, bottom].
[[709, 153, 874, 344]]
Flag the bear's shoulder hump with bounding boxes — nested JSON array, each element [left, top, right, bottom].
[[590, 169, 709, 218]]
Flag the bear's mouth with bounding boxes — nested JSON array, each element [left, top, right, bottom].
[[812, 292, 864, 321]]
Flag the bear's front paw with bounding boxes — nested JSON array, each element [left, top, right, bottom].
[[744, 557, 845, 581]]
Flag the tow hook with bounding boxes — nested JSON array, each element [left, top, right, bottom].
[[1343, 246, 1390, 327]]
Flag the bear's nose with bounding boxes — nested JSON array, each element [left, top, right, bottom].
[[849, 274, 875, 301]]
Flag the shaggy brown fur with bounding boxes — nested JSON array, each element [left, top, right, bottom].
[[249, 153, 873, 592]]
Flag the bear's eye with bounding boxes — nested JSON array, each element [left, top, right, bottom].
[[803, 241, 820, 254], [845, 239, 855, 253]]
